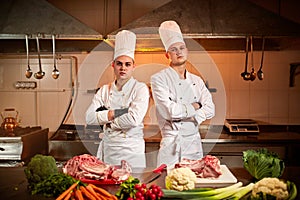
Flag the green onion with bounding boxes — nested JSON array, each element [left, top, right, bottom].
[[222, 183, 254, 200], [162, 182, 253, 200]]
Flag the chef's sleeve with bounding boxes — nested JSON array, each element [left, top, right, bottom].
[[85, 87, 110, 125], [194, 82, 215, 125], [110, 83, 150, 129], [150, 75, 196, 121]]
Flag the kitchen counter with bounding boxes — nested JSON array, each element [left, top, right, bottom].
[[0, 166, 299, 200], [49, 124, 300, 166], [143, 124, 300, 143], [143, 124, 300, 167]]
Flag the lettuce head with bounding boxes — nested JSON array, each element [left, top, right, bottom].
[[242, 148, 285, 180]]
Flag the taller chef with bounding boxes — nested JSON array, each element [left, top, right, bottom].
[[151, 20, 215, 167], [85, 30, 150, 168]]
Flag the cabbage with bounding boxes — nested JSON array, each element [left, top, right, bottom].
[[242, 148, 285, 180]]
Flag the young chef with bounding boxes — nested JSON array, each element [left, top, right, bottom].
[[151, 20, 215, 167], [85, 30, 150, 168]]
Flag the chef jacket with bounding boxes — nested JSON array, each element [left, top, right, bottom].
[[86, 77, 150, 167], [150, 67, 215, 167]]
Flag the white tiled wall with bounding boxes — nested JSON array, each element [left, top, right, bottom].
[[71, 49, 300, 126], [0, 56, 76, 133], [1, 49, 300, 133], [209, 51, 300, 124]]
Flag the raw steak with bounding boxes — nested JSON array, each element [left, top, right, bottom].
[[175, 155, 222, 178], [63, 154, 131, 181]]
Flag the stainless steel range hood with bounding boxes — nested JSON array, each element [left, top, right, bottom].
[[107, 0, 300, 51], [0, 0, 102, 53]]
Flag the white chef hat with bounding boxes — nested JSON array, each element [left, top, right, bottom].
[[114, 30, 136, 61], [159, 20, 185, 51]]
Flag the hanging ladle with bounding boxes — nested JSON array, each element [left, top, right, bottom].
[[249, 36, 256, 81], [241, 36, 251, 80], [51, 35, 60, 79], [34, 36, 45, 79], [25, 35, 32, 78], [257, 37, 265, 80]]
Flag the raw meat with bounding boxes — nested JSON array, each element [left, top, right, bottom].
[[63, 154, 132, 181], [174, 155, 222, 178], [111, 160, 133, 181]]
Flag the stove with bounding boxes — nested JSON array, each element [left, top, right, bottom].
[[0, 126, 49, 165], [50, 124, 102, 141], [49, 124, 100, 161]]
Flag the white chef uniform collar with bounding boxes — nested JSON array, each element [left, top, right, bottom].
[[159, 20, 185, 52], [114, 30, 136, 61]]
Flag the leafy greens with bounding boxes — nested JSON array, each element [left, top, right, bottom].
[[242, 148, 285, 180]]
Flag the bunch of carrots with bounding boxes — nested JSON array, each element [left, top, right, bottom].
[[56, 181, 118, 200]]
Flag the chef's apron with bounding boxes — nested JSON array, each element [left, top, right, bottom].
[[157, 130, 203, 167], [97, 137, 145, 167], [96, 80, 146, 168], [156, 71, 203, 167]]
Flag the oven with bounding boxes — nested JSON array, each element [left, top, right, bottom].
[[0, 126, 48, 167]]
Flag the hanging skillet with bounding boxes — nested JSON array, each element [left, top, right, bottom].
[[241, 36, 251, 81]]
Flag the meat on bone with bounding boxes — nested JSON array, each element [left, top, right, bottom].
[[63, 154, 132, 181], [174, 155, 222, 178]]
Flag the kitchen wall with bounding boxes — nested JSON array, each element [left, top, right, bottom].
[[0, 56, 75, 132], [1, 46, 300, 133], [1, 0, 300, 134], [69, 48, 300, 128]]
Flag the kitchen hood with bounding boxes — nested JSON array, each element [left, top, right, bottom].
[[107, 0, 300, 51], [0, 0, 102, 53]]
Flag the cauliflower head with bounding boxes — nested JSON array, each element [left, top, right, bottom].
[[165, 167, 197, 191], [252, 177, 289, 199]]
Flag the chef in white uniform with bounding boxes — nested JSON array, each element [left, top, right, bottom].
[[85, 30, 149, 168], [151, 21, 215, 167]]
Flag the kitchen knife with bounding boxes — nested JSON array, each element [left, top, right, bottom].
[[142, 164, 167, 184]]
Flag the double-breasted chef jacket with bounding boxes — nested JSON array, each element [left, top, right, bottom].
[[86, 77, 150, 168], [151, 67, 215, 167]]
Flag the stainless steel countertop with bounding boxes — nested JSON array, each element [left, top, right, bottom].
[[143, 124, 300, 143]]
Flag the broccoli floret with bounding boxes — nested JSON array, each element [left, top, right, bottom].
[[24, 154, 58, 188]]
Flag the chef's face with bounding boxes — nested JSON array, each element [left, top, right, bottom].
[[112, 55, 135, 80], [167, 42, 188, 66]]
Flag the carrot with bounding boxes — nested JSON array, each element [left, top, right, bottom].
[[85, 185, 102, 200], [80, 185, 97, 200], [56, 181, 79, 200], [63, 192, 72, 200], [75, 189, 84, 200], [89, 184, 113, 199], [110, 195, 118, 200], [96, 194, 105, 200]]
